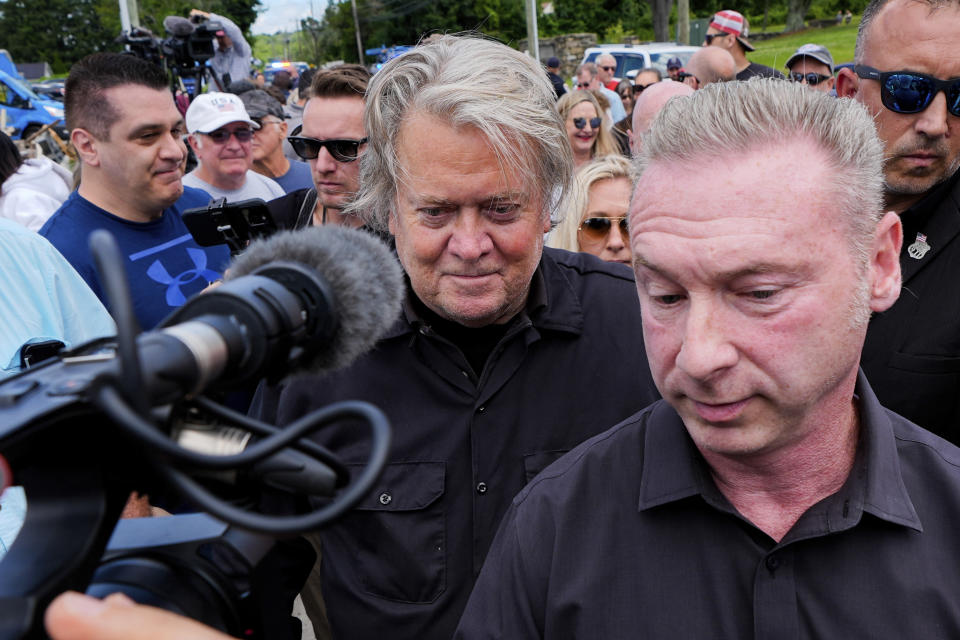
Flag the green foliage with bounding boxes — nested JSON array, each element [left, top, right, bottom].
[[749, 15, 859, 68]]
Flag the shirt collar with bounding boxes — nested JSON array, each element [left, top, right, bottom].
[[637, 370, 922, 533], [382, 249, 585, 340]]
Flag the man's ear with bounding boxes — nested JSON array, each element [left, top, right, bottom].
[[387, 209, 398, 237], [71, 128, 100, 167], [836, 67, 859, 99], [186, 134, 201, 153], [870, 211, 903, 312]]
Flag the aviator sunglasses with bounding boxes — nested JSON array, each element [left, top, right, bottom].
[[789, 71, 831, 86], [855, 65, 960, 116], [578, 216, 629, 243], [286, 124, 368, 162], [205, 127, 254, 143], [572, 116, 602, 130]]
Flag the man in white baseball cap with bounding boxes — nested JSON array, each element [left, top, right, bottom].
[[703, 9, 785, 81], [182, 92, 285, 202]]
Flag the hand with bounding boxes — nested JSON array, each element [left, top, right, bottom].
[[189, 9, 210, 19], [45, 592, 235, 640]]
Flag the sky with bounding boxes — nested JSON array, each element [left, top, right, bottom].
[[251, 0, 326, 35]]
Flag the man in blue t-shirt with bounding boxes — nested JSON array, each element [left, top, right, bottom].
[[40, 53, 230, 330]]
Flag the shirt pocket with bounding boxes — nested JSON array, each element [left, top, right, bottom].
[[522, 450, 570, 484], [349, 461, 446, 604]]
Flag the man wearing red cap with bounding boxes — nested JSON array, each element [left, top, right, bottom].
[[703, 9, 784, 81]]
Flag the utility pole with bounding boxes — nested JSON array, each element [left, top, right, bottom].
[[677, 0, 690, 44], [118, 0, 140, 32], [350, 0, 364, 65], [524, 0, 539, 62]]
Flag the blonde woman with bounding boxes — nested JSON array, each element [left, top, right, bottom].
[[555, 91, 619, 170], [548, 155, 633, 264]]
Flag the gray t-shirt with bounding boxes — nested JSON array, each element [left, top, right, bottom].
[[182, 170, 285, 203]]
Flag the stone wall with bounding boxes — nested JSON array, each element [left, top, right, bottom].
[[518, 33, 597, 80]]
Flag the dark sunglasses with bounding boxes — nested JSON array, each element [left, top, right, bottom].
[[286, 125, 368, 162], [855, 65, 960, 116], [632, 83, 655, 95], [572, 116, 602, 130], [600, 65, 617, 72], [579, 216, 629, 243], [577, 82, 591, 89], [789, 71, 831, 86], [704, 32, 729, 45], [205, 127, 254, 143]]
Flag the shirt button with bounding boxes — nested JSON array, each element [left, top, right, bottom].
[[765, 554, 781, 571], [477, 405, 485, 413], [461, 370, 469, 378], [476, 482, 488, 495], [378, 492, 392, 505]]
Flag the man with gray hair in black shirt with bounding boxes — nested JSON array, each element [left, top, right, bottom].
[[457, 79, 960, 638]]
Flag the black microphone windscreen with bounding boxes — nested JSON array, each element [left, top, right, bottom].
[[225, 227, 404, 375], [163, 15, 196, 37]]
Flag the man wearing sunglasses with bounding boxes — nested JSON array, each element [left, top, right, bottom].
[[251, 35, 658, 640], [837, 0, 960, 444], [703, 9, 784, 81], [182, 92, 285, 203], [238, 89, 312, 194], [784, 43, 835, 93], [596, 53, 620, 91], [575, 62, 628, 124], [267, 65, 371, 230]]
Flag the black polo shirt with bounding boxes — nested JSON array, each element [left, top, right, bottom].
[[456, 372, 960, 639]]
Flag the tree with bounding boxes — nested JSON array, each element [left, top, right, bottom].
[[785, 0, 810, 30], [648, 0, 674, 40], [0, 0, 113, 73]]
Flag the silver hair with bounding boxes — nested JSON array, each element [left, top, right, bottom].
[[347, 34, 574, 232], [548, 154, 634, 252], [635, 79, 885, 269]]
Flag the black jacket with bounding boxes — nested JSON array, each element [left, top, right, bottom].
[[862, 169, 960, 442]]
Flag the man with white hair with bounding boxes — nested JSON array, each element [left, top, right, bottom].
[[252, 35, 659, 640], [596, 53, 620, 91], [457, 79, 960, 638], [182, 92, 285, 202]]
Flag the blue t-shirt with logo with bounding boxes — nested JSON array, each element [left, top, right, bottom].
[[40, 187, 230, 330]]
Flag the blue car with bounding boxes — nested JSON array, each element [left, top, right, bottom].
[[0, 69, 67, 140]]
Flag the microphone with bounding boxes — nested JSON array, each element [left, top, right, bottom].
[[163, 15, 196, 37], [154, 225, 404, 395]]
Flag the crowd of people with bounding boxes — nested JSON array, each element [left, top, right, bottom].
[[4, 0, 960, 638]]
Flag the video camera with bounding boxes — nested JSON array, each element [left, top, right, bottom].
[[0, 226, 404, 638]]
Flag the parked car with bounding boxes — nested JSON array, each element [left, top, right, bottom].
[[0, 69, 67, 140], [580, 43, 700, 83], [30, 79, 65, 102]]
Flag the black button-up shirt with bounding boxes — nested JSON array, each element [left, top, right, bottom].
[[251, 248, 660, 640], [457, 372, 960, 639]]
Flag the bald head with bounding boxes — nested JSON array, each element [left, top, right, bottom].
[[630, 80, 694, 154], [686, 47, 736, 87]]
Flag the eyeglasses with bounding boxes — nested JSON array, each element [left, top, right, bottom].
[[578, 216, 629, 243], [600, 65, 616, 72], [632, 83, 655, 95], [855, 65, 960, 116], [572, 117, 602, 130], [789, 71, 831, 86], [578, 82, 592, 89], [677, 72, 698, 85], [205, 127, 254, 144], [286, 125, 368, 162], [704, 32, 729, 45]]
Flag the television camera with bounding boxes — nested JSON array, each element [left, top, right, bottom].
[[0, 225, 404, 639]]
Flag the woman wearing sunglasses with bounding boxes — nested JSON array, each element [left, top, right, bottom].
[[556, 91, 618, 170], [547, 155, 633, 265]]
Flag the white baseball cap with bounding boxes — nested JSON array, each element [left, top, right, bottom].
[[185, 92, 259, 134]]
